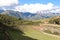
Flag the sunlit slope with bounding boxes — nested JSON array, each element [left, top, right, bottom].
[[22, 26, 60, 40]]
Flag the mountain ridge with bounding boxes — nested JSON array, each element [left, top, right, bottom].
[[0, 9, 60, 20]]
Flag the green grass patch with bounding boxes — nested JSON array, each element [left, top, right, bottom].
[[23, 26, 60, 40]]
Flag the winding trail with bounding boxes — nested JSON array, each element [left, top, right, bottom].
[[32, 23, 60, 38]]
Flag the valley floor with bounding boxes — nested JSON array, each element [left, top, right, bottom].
[[22, 24, 60, 40]]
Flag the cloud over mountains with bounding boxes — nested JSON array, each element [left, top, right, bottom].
[[15, 3, 55, 13], [0, 0, 59, 13]]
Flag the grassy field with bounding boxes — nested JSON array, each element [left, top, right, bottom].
[[23, 26, 60, 40], [7, 25, 60, 40]]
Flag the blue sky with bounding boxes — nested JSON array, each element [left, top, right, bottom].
[[20, 0, 60, 6]]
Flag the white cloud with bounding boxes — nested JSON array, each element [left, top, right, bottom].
[[0, 0, 19, 7], [15, 3, 55, 13]]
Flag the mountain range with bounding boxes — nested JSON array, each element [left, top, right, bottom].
[[0, 8, 60, 20]]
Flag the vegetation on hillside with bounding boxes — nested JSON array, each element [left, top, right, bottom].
[[0, 14, 37, 40], [0, 14, 21, 27], [49, 16, 60, 25], [0, 14, 60, 40]]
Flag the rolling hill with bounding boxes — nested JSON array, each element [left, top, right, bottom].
[[0, 13, 60, 40]]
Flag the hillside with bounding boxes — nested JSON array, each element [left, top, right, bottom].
[[0, 14, 60, 40], [0, 14, 37, 40]]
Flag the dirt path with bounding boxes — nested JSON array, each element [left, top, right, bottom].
[[42, 31, 60, 38], [32, 24, 60, 38]]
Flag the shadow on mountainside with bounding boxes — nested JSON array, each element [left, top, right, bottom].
[[0, 23, 37, 40]]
